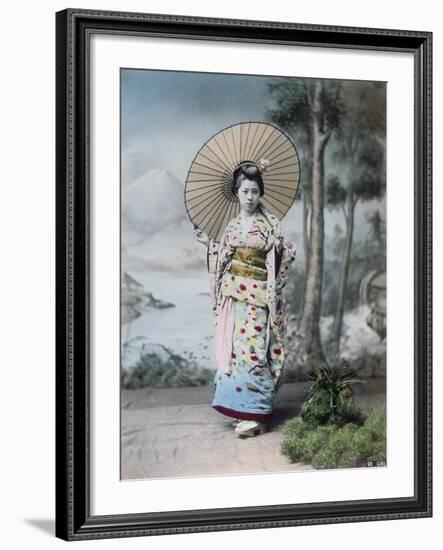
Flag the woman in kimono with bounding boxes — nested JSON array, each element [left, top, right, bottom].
[[195, 160, 296, 437]]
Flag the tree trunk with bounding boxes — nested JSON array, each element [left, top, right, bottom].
[[329, 193, 356, 356], [299, 194, 310, 317], [303, 194, 310, 267], [299, 82, 330, 366]]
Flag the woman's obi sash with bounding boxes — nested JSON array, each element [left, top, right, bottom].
[[220, 247, 268, 308], [229, 247, 267, 281]]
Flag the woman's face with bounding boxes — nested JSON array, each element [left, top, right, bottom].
[[236, 177, 261, 214]]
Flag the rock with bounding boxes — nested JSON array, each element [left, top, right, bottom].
[[141, 291, 175, 310], [122, 272, 175, 323]]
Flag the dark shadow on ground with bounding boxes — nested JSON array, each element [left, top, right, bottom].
[[23, 519, 54, 536]]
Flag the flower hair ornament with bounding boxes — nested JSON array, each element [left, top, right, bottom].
[[257, 158, 270, 174], [235, 158, 270, 175]]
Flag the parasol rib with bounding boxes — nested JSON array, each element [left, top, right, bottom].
[[190, 159, 228, 177], [264, 181, 299, 192], [261, 196, 286, 217], [248, 124, 272, 161], [245, 123, 261, 161], [264, 186, 296, 202], [242, 122, 254, 161], [252, 129, 282, 163], [200, 145, 233, 174], [221, 131, 237, 171], [186, 186, 225, 207], [212, 135, 237, 171], [186, 180, 226, 192], [214, 197, 236, 241], [230, 127, 239, 168], [265, 144, 298, 165], [190, 188, 227, 221], [206, 194, 234, 240]]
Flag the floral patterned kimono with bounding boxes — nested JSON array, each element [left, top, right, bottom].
[[207, 205, 296, 422]]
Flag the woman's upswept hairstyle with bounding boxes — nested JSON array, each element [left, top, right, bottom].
[[232, 162, 265, 197]]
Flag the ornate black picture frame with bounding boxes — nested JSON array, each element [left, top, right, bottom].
[[55, 8, 432, 541]]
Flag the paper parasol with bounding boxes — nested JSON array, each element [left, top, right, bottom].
[[185, 121, 300, 242]]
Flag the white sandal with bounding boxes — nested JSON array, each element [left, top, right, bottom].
[[234, 420, 266, 437]]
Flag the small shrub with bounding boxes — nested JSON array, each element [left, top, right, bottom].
[[301, 361, 364, 426], [281, 405, 386, 469], [311, 423, 360, 468], [282, 418, 335, 463], [300, 389, 332, 426], [350, 406, 386, 463]]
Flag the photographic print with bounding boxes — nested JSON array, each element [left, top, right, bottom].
[[120, 69, 387, 480], [56, 9, 432, 539]]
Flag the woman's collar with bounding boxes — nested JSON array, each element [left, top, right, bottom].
[[240, 208, 259, 222]]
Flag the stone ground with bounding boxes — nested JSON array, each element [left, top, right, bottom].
[[121, 379, 385, 480]]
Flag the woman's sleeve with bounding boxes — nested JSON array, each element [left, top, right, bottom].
[[265, 220, 296, 335], [207, 239, 220, 273], [272, 221, 296, 292], [264, 220, 296, 378], [207, 239, 220, 313], [208, 230, 234, 314]]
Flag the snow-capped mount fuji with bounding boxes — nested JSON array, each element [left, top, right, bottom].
[[123, 168, 188, 238], [122, 168, 207, 272]]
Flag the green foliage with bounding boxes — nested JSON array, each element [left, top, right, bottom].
[[266, 77, 344, 200], [301, 362, 364, 426], [300, 389, 333, 426], [266, 79, 345, 134], [121, 348, 213, 389], [326, 176, 347, 208], [319, 82, 344, 131], [266, 79, 312, 135], [281, 406, 386, 469], [266, 79, 313, 204], [282, 418, 335, 464], [283, 348, 385, 470], [353, 140, 385, 201]]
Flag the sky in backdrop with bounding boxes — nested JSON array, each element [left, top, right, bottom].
[[121, 69, 281, 187], [121, 68, 386, 246]]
